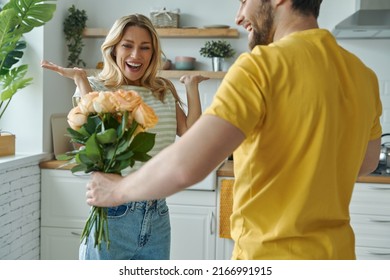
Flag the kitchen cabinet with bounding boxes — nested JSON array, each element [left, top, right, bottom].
[[215, 161, 390, 260], [40, 165, 218, 260], [40, 169, 90, 260], [350, 182, 390, 260], [167, 190, 217, 260]]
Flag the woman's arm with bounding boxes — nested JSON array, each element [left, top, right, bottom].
[[41, 60, 93, 96], [176, 74, 209, 136]]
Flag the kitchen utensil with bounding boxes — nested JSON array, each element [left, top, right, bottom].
[[375, 133, 390, 174]]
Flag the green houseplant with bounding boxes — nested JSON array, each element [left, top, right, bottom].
[[199, 40, 235, 58], [0, 0, 57, 122], [199, 40, 235, 71], [63, 5, 88, 67]]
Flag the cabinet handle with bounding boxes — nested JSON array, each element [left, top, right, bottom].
[[365, 250, 390, 256], [369, 218, 390, 223], [368, 186, 390, 191], [210, 211, 215, 235], [71, 231, 82, 236]]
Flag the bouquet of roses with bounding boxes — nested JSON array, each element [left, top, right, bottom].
[[59, 89, 158, 250]]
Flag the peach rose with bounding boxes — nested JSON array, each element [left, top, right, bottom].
[[78, 91, 99, 114], [67, 106, 87, 130], [132, 102, 158, 129], [114, 89, 142, 112], [93, 91, 117, 113]]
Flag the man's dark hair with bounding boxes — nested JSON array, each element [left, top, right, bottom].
[[291, 0, 323, 18]]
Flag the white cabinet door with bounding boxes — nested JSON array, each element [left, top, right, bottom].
[[41, 169, 90, 228], [351, 183, 390, 260], [168, 204, 216, 260], [41, 227, 82, 260]]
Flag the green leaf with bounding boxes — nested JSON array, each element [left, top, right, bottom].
[[129, 132, 156, 153], [66, 127, 88, 143], [0, 65, 32, 101], [96, 128, 117, 144], [0, 41, 26, 74], [115, 150, 134, 161], [76, 152, 95, 166], [71, 163, 88, 174], [84, 133, 103, 163], [0, 9, 22, 63], [84, 114, 101, 135], [0, 0, 57, 119], [132, 152, 152, 162], [107, 159, 131, 173], [55, 153, 74, 161], [3, 0, 57, 34]]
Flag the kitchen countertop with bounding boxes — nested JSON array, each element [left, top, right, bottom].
[[39, 160, 74, 170], [216, 160, 390, 184], [40, 159, 390, 184]]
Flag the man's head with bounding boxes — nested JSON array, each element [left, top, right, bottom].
[[235, 0, 322, 49]]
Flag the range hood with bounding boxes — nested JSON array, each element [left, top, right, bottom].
[[332, 0, 390, 39]]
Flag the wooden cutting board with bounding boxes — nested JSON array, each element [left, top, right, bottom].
[[51, 113, 73, 159]]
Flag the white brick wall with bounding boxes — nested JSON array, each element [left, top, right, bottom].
[[0, 160, 41, 260]]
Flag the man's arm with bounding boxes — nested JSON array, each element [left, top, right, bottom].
[[86, 115, 245, 207]]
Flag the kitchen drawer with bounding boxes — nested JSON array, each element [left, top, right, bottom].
[[350, 183, 390, 216], [351, 213, 390, 249], [41, 169, 91, 228], [355, 246, 390, 260], [40, 227, 82, 260]]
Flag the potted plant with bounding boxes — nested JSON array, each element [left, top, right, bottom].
[[0, 0, 56, 155], [63, 5, 88, 67], [199, 40, 235, 71]]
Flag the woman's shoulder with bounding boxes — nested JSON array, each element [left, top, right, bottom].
[[87, 76, 107, 91]]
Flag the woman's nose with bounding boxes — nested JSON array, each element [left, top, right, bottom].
[[130, 48, 139, 58]]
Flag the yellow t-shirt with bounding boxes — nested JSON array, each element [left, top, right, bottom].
[[205, 29, 382, 259]]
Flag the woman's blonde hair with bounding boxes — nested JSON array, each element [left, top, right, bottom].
[[98, 14, 180, 102]]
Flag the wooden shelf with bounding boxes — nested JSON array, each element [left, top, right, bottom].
[[83, 28, 239, 38], [160, 70, 226, 79], [86, 69, 226, 79]]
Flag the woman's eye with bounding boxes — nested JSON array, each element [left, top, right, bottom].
[[122, 44, 132, 49]]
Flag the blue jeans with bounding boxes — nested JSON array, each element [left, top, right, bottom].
[[79, 199, 171, 260]]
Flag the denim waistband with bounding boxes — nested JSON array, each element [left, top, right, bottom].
[[124, 199, 165, 211]]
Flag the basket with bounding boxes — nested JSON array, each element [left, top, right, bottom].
[[150, 10, 179, 28]]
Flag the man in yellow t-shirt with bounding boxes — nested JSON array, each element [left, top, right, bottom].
[[86, 0, 382, 259]]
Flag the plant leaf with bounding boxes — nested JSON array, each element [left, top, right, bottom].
[[84, 133, 103, 164], [0, 64, 32, 101], [3, 0, 57, 34], [96, 128, 117, 144], [132, 152, 152, 162], [129, 132, 156, 153]]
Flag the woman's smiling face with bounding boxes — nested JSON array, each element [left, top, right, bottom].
[[114, 26, 153, 86]]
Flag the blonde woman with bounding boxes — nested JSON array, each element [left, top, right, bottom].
[[42, 13, 208, 259]]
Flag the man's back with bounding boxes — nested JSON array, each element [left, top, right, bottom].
[[205, 29, 382, 259]]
